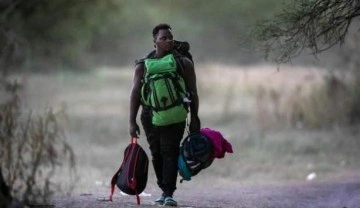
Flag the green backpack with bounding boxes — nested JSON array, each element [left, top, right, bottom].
[[141, 53, 188, 126]]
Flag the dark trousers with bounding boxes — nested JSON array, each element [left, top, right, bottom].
[[141, 109, 185, 197]]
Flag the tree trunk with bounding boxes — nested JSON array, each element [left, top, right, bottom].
[[0, 168, 11, 208]]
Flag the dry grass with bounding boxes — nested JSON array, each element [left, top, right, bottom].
[[196, 63, 327, 126], [197, 63, 360, 129], [0, 78, 76, 205], [11, 63, 360, 193]]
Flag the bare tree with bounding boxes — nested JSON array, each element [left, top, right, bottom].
[[254, 0, 360, 64]]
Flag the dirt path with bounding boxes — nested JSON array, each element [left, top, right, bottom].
[[51, 176, 360, 208]]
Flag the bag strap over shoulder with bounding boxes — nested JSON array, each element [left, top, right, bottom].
[[135, 50, 156, 65], [135, 50, 190, 91], [135, 46, 192, 66]]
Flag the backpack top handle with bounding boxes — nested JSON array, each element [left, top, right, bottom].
[[131, 137, 138, 144]]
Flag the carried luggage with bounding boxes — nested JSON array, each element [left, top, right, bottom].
[[178, 128, 234, 182], [141, 53, 188, 126], [109, 138, 149, 205], [178, 133, 214, 182]]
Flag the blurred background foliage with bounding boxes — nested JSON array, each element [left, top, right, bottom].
[[1, 1, 360, 205], [1, 0, 289, 72]]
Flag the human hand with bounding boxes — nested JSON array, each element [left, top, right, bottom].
[[129, 122, 140, 138], [189, 115, 201, 133]]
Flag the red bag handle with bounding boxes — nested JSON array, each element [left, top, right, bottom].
[[131, 137, 138, 144]]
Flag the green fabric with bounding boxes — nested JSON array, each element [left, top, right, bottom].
[[145, 53, 176, 74], [142, 54, 187, 126]]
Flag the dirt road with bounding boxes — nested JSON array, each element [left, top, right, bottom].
[[51, 175, 360, 208]]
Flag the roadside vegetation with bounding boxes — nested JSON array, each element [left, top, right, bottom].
[[1, 0, 360, 204], [0, 76, 76, 206]]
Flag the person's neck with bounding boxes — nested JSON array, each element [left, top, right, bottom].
[[154, 50, 171, 59]]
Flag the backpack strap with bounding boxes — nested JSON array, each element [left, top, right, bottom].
[[129, 138, 141, 205], [136, 49, 186, 70], [172, 50, 186, 76], [109, 138, 137, 202], [138, 50, 189, 102], [109, 149, 129, 201], [173, 52, 194, 98], [173, 52, 192, 112], [135, 50, 156, 65]]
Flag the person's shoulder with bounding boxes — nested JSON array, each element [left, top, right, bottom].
[[135, 59, 146, 66], [172, 50, 192, 65], [134, 61, 145, 76], [135, 50, 156, 66], [179, 56, 192, 63], [134, 59, 145, 71], [177, 56, 193, 69]]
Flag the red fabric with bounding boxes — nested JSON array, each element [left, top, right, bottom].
[[200, 127, 233, 159]]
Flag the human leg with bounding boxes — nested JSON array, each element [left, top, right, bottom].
[[159, 121, 186, 197], [140, 110, 165, 192]]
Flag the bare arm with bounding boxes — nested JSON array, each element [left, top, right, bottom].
[[129, 63, 144, 137]]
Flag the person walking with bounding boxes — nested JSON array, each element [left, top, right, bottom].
[[129, 23, 200, 206]]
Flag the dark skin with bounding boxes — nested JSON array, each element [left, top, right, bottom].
[[129, 28, 200, 138]]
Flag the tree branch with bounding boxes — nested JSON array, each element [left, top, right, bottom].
[[254, 0, 360, 63]]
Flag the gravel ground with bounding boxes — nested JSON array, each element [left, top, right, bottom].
[[49, 174, 360, 208]]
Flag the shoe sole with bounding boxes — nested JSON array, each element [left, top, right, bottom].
[[163, 201, 177, 207], [155, 201, 164, 206]]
